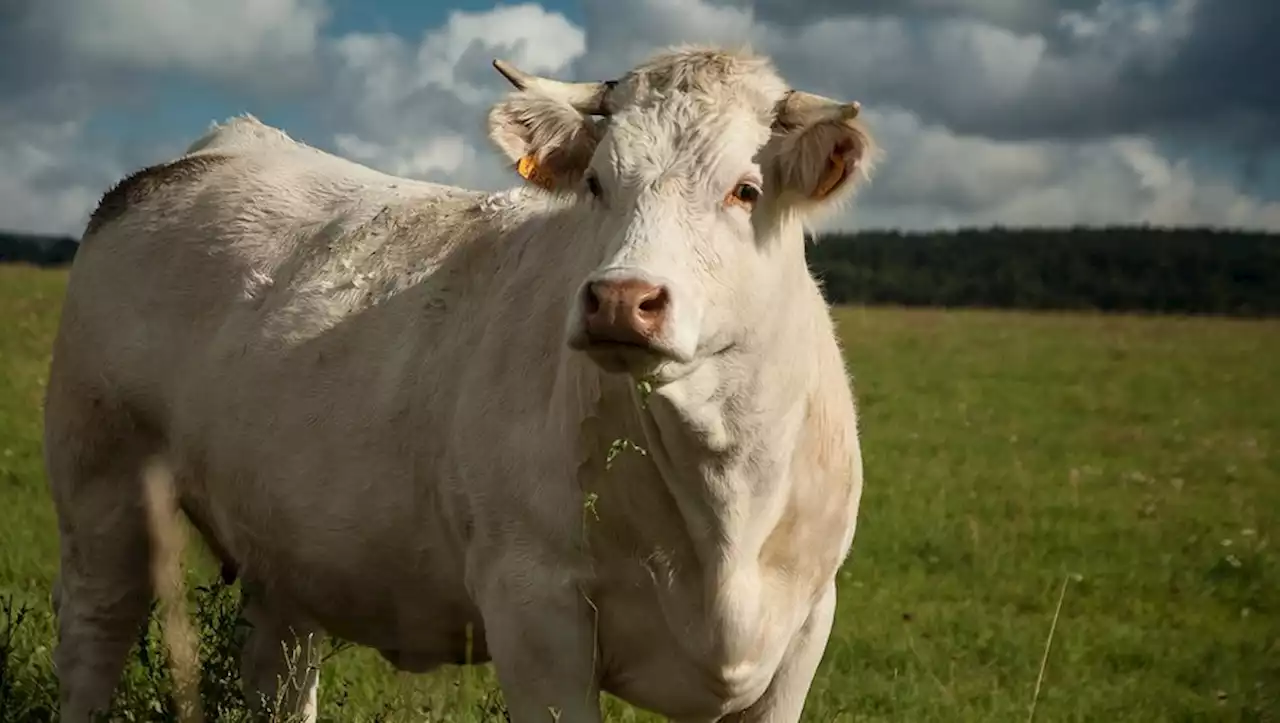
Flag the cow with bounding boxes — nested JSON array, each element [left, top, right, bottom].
[[43, 45, 874, 723]]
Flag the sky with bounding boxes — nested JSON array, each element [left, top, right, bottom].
[[2, 0, 1278, 237]]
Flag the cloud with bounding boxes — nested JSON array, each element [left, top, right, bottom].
[[0, 0, 332, 235], [318, 3, 587, 189], [61, 0, 327, 88], [334, 132, 476, 178], [0, 121, 125, 236], [3, 0, 328, 103], [575, 0, 757, 76], [762, 14, 1048, 124], [837, 108, 1280, 232]]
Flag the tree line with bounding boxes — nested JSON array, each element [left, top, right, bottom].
[[0, 232, 79, 267], [4, 226, 1278, 317], [806, 225, 1279, 317]]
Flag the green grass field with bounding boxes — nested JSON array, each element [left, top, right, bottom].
[[1, 263, 1277, 722]]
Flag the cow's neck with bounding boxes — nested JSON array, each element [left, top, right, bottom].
[[583, 224, 824, 580]]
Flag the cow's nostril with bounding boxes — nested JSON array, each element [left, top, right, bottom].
[[638, 287, 669, 314], [583, 283, 602, 315]]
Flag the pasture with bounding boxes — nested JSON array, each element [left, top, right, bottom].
[[1, 263, 1276, 721]]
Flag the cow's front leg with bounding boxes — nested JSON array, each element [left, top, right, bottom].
[[723, 581, 838, 723], [238, 586, 321, 723], [476, 560, 602, 723]]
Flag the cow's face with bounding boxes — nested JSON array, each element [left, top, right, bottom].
[[487, 47, 876, 381]]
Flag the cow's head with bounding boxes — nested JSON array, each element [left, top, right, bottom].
[[487, 47, 877, 382]]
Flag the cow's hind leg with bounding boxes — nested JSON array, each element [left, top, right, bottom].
[[45, 398, 159, 723], [238, 585, 321, 723]]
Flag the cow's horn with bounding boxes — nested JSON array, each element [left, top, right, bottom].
[[773, 90, 861, 129], [492, 59, 617, 116]]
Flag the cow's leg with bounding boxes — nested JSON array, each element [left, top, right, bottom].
[[477, 565, 602, 723], [238, 587, 321, 723], [46, 407, 157, 723], [722, 582, 838, 723]]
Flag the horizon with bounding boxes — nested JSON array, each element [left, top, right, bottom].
[[3, 0, 1277, 237], [8, 222, 1280, 246]]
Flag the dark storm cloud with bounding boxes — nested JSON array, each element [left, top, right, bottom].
[[959, 0, 1280, 147], [1134, 0, 1280, 147], [708, 0, 1279, 150], [710, 0, 1098, 33], [0, 0, 162, 127], [0, 2, 87, 123]]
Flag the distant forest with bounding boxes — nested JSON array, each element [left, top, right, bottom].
[[4, 226, 1278, 317], [806, 226, 1279, 317], [0, 231, 79, 268]]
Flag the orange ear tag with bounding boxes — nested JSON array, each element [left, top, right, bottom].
[[517, 155, 555, 189], [813, 152, 848, 200], [517, 155, 537, 179]]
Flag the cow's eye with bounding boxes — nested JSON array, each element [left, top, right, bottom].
[[585, 174, 603, 199], [727, 181, 761, 208]]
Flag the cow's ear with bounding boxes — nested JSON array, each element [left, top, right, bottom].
[[759, 106, 877, 216], [488, 92, 603, 193]]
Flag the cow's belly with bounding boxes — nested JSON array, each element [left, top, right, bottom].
[[172, 426, 481, 667], [258, 541, 482, 665]]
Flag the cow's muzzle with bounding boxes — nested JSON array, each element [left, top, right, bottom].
[[568, 271, 688, 372], [581, 277, 670, 348]]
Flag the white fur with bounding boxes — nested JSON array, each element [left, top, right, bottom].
[[44, 46, 871, 723]]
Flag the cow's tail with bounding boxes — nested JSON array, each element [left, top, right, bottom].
[[141, 457, 206, 723]]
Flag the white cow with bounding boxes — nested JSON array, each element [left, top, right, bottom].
[[44, 46, 874, 723]]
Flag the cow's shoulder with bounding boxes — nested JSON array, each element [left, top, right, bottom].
[[85, 153, 232, 238]]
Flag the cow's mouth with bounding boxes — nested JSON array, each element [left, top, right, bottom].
[[570, 331, 681, 373], [578, 336, 660, 372], [583, 337, 653, 352]]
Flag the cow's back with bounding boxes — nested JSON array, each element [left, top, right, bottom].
[[59, 116, 470, 423]]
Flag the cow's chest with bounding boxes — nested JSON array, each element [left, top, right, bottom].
[[587, 556, 813, 719]]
